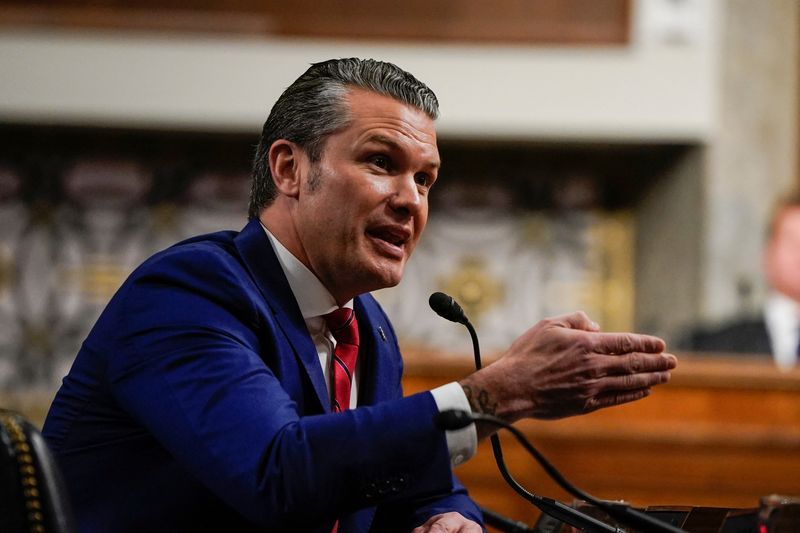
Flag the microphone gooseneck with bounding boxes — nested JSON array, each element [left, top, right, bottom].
[[429, 292, 620, 533], [429, 291, 688, 533], [428, 292, 482, 370]]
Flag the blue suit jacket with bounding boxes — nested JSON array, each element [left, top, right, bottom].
[[42, 219, 482, 532]]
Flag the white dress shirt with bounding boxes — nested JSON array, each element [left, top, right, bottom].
[[262, 225, 477, 465], [764, 291, 800, 370]]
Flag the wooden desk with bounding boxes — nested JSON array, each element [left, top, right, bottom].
[[4, 352, 799, 529], [402, 351, 800, 528]]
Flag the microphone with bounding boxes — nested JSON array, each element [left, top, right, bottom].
[[429, 292, 619, 533], [428, 292, 469, 325], [428, 292, 482, 370], [429, 291, 687, 533]]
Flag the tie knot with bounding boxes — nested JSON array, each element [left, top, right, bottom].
[[323, 308, 359, 346]]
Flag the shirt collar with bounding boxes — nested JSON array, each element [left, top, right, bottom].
[[260, 223, 353, 320], [764, 290, 800, 369], [764, 290, 800, 327]]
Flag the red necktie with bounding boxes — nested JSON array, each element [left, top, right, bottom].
[[323, 308, 359, 413], [324, 308, 359, 533]]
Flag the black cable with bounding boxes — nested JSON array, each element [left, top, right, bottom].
[[467, 412, 687, 533], [430, 291, 687, 533], [463, 319, 621, 533]]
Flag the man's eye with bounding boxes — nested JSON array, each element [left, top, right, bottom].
[[415, 173, 431, 187], [371, 155, 390, 169]]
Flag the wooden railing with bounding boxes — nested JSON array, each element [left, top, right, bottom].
[[3, 351, 799, 529], [402, 351, 800, 528]]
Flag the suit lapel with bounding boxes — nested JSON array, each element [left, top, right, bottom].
[[233, 219, 331, 413], [354, 296, 402, 406]]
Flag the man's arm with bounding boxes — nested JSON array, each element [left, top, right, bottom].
[[107, 249, 466, 530], [107, 247, 672, 531], [370, 473, 482, 532], [458, 311, 676, 439]]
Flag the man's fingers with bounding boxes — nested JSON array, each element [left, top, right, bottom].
[[411, 513, 482, 533], [599, 351, 677, 377], [586, 388, 652, 411], [599, 370, 672, 391], [550, 311, 600, 332], [590, 332, 666, 355]]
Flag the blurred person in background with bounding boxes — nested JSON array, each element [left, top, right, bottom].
[[684, 189, 800, 369]]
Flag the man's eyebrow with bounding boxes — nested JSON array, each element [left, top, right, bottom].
[[363, 135, 441, 169]]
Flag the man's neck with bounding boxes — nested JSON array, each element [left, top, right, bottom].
[[259, 220, 348, 317], [259, 206, 309, 269], [258, 205, 357, 307]]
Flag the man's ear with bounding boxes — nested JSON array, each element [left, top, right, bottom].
[[268, 139, 305, 198]]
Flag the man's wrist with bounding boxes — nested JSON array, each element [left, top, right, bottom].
[[458, 371, 524, 440], [461, 383, 498, 417]]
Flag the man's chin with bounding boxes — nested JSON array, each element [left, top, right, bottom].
[[363, 262, 405, 292]]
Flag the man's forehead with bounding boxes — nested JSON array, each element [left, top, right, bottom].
[[343, 88, 436, 128], [339, 88, 438, 150], [343, 85, 435, 115]]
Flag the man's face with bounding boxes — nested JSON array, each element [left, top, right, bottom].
[[765, 207, 800, 302], [294, 88, 440, 304]]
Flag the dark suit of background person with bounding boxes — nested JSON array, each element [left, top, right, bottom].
[[683, 317, 771, 356], [42, 59, 677, 533], [682, 191, 800, 369]]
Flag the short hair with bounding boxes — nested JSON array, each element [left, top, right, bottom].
[[248, 58, 440, 218], [767, 187, 800, 240]]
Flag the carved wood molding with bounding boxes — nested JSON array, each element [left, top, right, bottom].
[[0, 0, 630, 45]]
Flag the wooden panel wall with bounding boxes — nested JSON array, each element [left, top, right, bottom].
[[0, 0, 630, 45], [403, 354, 800, 529]]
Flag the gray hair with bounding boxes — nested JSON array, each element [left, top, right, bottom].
[[248, 58, 439, 218]]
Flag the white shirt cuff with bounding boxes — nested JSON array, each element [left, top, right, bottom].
[[430, 381, 477, 467]]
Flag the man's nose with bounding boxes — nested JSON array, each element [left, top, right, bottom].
[[388, 174, 423, 216]]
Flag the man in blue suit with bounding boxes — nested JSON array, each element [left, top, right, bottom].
[[43, 58, 676, 532]]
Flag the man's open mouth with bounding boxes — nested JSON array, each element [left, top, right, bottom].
[[366, 225, 411, 256]]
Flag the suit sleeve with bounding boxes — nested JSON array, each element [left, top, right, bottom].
[[105, 247, 480, 530], [369, 474, 483, 532], [364, 298, 484, 530]]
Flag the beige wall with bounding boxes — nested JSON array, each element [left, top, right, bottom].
[[0, 1, 718, 140], [701, 0, 799, 324], [636, 147, 705, 341], [637, 0, 799, 342], [0, 0, 798, 343]]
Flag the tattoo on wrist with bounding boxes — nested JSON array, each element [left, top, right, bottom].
[[462, 385, 498, 416]]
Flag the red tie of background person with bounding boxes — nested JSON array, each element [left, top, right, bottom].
[[323, 308, 360, 533]]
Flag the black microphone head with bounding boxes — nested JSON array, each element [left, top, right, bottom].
[[433, 409, 475, 431], [428, 292, 468, 325]]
